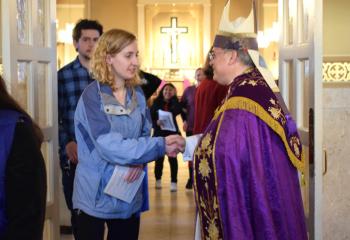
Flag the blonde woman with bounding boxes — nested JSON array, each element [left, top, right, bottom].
[[73, 29, 184, 239]]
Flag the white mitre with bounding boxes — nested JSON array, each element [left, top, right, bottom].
[[213, 0, 279, 92], [218, 0, 255, 35]]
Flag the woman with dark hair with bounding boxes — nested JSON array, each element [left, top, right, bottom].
[[0, 76, 47, 239], [150, 83, 183, 192]]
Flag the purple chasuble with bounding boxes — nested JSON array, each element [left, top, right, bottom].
[[193, 68, 307, 240]]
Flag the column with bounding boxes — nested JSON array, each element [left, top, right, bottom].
[[137, 3, 146, 63], [203, 3, 211, 58]]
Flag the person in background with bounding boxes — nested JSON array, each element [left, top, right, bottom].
[[139, 70, 162, 101], [151, 83, 183, 192], [192, 55, 228, 135], [73, 29, 185, 240], [180, 68, 205, 189], [0, 76, 47, 240], [57, 18, 103, 236], [193, 0, 307, 239]]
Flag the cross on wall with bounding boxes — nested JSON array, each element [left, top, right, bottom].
[[160, 17, 188, 64]]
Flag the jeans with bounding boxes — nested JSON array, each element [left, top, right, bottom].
[[154, 156, 178, 183], [61, 161, 77, 236], [75, 210, 140, 240]]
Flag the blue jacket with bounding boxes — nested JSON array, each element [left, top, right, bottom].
[[73, 81, 165, 219]]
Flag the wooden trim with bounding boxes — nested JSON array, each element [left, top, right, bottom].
[[323, 81, 350, 88], [323, 55, 350, 62]]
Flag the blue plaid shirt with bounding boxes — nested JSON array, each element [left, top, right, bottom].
[[58, 57, 94, 165]]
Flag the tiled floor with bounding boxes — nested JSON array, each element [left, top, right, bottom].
[[61, 159, 196, 240]]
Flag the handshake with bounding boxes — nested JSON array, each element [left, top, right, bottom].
[[165, 135, 186, 157]]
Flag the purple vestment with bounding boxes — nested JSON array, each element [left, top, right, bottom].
[[193, 68, 307, 240]]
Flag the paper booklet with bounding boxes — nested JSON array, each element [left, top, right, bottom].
[[104, 165, 145, 203], [158, 110, 176, 132], [183, 134, 203, 162]]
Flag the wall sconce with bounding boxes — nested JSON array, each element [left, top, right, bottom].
[[257, 21, 279, 48], [57, 23, 75, 44]]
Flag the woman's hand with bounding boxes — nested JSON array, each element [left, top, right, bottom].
[[157, 120, 164, 127], [165, 135, 186, 157], [124, 165, 144, 183]]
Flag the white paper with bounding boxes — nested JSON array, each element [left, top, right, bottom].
[[104, 165, 145, 203], [183, 134, 202, 162], [158, 110, 176, 132], [195, 213, 202, 240]]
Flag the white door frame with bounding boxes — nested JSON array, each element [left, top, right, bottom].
[[1, 0, 59, 239], [278, 0, 323, 239]]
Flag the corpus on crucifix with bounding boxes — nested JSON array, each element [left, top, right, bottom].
[[160, 17, 188, 64]]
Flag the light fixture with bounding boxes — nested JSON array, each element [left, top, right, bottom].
[[257, 21, 279, 48], [57, 23, 75, 44]]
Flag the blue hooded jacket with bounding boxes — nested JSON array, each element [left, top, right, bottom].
[[73, 81, 165, 219]]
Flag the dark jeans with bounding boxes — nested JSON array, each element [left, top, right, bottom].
[[61, 161, 77, 236], [154, 156, 178, 183], [75, 210, 140, 240]]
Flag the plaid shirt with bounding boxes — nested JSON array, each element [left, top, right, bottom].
[[58, 57, 94, 165]]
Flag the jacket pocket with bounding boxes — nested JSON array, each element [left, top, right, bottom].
[[74, 166, 101, 207]]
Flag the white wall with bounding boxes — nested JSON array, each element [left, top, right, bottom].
[[322, 84, 350, 239]]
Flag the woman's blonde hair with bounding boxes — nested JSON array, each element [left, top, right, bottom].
[[90, 29, 141, 89]]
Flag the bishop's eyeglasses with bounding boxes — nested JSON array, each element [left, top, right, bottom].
[[208, 49, 232, 61]]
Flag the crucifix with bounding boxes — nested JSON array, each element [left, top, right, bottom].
[[160, 17, 188, 64]]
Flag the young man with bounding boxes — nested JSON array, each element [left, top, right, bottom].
[[58, 19, 103, 237], [193, 0, 307, 239]]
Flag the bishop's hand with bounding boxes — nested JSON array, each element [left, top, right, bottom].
[[165, 135, 185, 157]]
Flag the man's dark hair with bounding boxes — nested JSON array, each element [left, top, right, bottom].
[[203, 54, 214, 79], [72, 19, 103, 42]]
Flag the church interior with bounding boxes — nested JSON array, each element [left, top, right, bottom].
[[57, 1, 281, 239], [0, 0, 349, 239], [57, 0, 280, 96]]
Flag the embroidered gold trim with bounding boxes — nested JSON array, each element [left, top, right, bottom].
[[195, 134, 213, 180], [195, 131, 223, 239], [268, 97, 286, 126], [213, 96, 305, 172], [211, 103, 227, 239]]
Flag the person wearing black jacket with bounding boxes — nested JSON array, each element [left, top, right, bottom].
[[150, 83, 183, 192], [0, 76, 47, 240], [139, 70, 161, 100]]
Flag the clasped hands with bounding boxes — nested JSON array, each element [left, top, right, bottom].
[[165, 134, 185, 157], [124, 135, 185, 183]]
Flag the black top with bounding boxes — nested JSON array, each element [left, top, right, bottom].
[[150, 96, 183, 137], [4, 121, 47, 240], [140, 70, 161, 100]]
